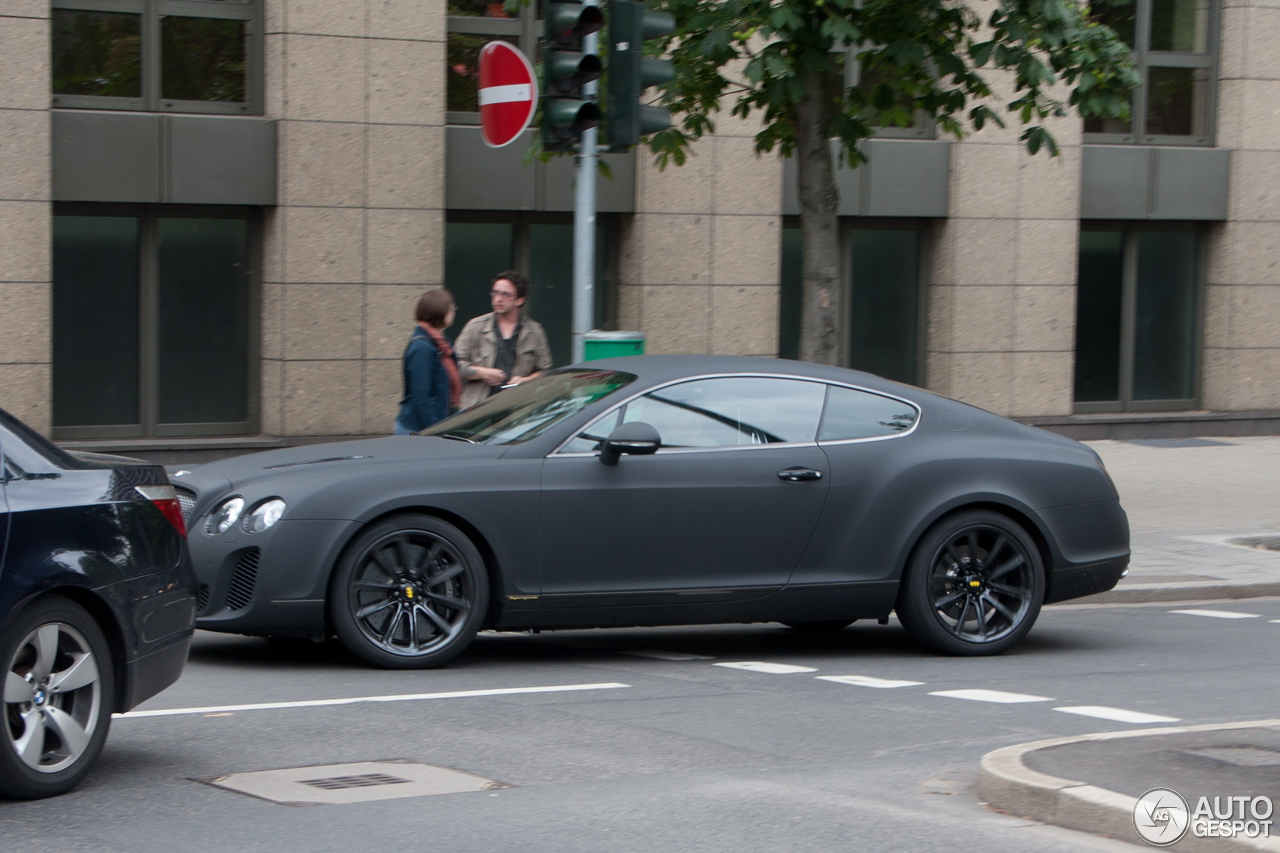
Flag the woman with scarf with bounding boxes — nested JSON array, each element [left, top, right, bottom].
[[395, 289, 462, 434]]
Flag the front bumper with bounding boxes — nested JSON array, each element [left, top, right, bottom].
[[189, 518, 357, 637]]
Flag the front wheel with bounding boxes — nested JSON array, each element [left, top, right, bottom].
[[0, 597, 115, 799], [330, 514, 489, 669], [896, 510, 1044, 656]]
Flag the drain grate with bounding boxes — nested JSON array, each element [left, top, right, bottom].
[[195, 760, 507, 806], [1229, 536, 1280, 552], [298, 773, 411, 791]]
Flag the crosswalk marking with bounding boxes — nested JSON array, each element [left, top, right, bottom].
[[622, 650, 714, 661], [816, 675, 924, 689], [714, 661, 818, 674], [929, 689, 1053, 704], [1053, 706, 1180, 724], [1170, 609, 1260, 619]]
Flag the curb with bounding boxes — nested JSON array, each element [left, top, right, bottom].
[[977, 719, 1280, 851], [1064, 582, 1280, 605]]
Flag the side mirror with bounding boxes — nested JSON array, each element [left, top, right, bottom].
[[599, 421, 661, 466]]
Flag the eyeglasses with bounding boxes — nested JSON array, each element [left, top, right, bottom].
[[490, 290, 518, 299]]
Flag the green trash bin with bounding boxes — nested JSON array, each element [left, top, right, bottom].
[[582, 331, 646, 361]]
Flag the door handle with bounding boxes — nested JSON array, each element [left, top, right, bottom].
[[778, 468, 822, 482]]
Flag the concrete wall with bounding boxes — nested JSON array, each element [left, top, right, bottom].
[[617, 107, 784, 357], [0, 2, 51, 431], [261, 0, 446, 437], [1202, 0, 1280, 411], [926, 70, 1082, 417]]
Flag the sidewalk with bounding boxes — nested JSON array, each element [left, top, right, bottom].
[[1073, 437, 1280, 604], [978, 720, 1280, 851]]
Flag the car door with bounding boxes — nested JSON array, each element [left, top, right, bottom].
[[0, 437, 9, 580], [538, 376, 831, 603]]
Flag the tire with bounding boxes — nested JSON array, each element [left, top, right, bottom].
[[330, 514, 489, 669], [0, 597, 115, 799], [895, 510, 1045, 656], [783, 621, 854, 632]]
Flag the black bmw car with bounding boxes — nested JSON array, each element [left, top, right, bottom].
[[1, 409, 197, 799], [176, 356, 1129, 669]]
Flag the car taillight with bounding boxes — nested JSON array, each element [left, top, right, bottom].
[[135, 484, 188, 538]]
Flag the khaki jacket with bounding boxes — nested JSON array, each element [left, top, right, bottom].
[[454, 312, 553, 410]]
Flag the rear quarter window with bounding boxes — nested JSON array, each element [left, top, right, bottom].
[[818, 385, 918, 441]]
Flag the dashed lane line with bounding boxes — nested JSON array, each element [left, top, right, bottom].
[[714, 661, 818, 674], [815, 675, 924, 689], [1169, 609, 1261, 619], [114, 683, 632, 720], [929, 689, 1054, 704], [1053, 705, 1180, 724]]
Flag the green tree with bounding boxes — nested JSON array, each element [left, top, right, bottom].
[[645, 0, 1138, 365]]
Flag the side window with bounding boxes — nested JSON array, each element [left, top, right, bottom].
[[560, 410, 622, 453], [622, 377, 826, 449], [819, 385, 918, 441]]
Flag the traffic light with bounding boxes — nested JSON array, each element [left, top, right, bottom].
[[541, 2, 604, 152], [606, 0, 674, 149]]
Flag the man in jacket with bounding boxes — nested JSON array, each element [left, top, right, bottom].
[[454, 270, 553, 410]]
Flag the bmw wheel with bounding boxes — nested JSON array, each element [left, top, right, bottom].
[[0, 597, 115, 799], [896, 510, 1044, 656], [331, 514, 489, 669]]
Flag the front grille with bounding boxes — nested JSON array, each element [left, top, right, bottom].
[[196, 584, 211, 613], [174, 487, 197, 526], [226, 548, 260, 611]]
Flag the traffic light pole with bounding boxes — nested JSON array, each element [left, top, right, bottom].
[[570, 0, 599, 365]]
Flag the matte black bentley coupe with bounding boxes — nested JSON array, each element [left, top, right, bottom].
[[177, 356, 1128, 669], [1, 409, 196, 799]]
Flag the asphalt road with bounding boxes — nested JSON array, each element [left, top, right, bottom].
[[3, 597, 1278, 852]]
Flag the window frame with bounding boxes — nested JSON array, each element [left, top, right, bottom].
[[52, 0, 263, 115], [51, 202, 262, 441], [1073, 221, 1206, 414], [446, 4, 540, 125], [551, 374, 921, 457], [1083, 0, 1221, 147]]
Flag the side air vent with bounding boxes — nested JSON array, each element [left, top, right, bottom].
[[226, 548, 260, 611], [196, 584, 211, 613]]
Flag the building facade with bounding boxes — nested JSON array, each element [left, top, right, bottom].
[[0, 0, 1276, 452]]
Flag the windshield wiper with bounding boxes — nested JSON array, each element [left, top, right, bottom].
[[436, 432, 478, 444]]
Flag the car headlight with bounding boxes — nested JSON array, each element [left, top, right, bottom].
[[244, 498, 286, 533], [207, 497, 244, 535]]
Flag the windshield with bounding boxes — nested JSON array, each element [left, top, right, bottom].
[[422, 369, 637, 445]]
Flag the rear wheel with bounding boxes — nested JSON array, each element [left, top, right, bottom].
[[896, 510, 1044, 656], [0, 597, 115, 799], [330, 515, 489, 669]]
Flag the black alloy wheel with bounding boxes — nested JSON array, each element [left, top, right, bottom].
[[331, 514, 489, 669], [896, 509, 1044, 656], [0, 597, 115, 799]]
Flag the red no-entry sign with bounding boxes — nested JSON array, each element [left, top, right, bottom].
[[479, 41, 538, 149]]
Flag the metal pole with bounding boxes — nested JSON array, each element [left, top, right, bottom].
[[571, 1, 599, 364]]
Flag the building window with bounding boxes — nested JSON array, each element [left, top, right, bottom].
[[52, 205, 259, 439], [445, 213, 614, 367], [447, 0, 540, 125], [1083, 0, 1219, 145], [779, 220, 927, 385], [52, 0, 263, 115], [1073, 225, 1201, 412]]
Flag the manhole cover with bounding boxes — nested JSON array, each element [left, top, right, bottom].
[[195, 760, 509, 806], [1229, 537, 1280, 552], [1183, 747, 1280, 767]]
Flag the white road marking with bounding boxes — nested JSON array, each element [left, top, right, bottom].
[[114, 683, 631, 719], [929, 689, 1053, 704], [1054, 705, 1180, 724], [622, 650, 714, 661], [816, 675, 923, 689], [1271, 619, 1280, 624], [1169, 609, 1260, 619], [714, 661, 818, 674]]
